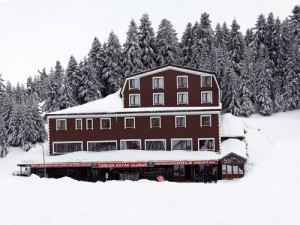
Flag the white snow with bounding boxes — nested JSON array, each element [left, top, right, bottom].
[[221, 113, 245, 137], [0, 110, 300, 225], [48, 90, 221, 115]]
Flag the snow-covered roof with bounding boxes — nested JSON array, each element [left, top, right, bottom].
[[221, 113, 245, 137], [48, 90, 221, 116], [19, 139, 246, 165]]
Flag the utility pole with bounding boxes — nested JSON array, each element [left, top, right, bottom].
[[41, 144, 47, 178]]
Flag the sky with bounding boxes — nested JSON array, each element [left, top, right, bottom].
[[0, 0, 299, 85]]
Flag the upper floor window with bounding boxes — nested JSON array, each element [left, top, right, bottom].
[[129, 78, 140, 90], [177, 76, 188, 88], [129, 94, 140, 107], [198, 138, 215, 151], [101, 118, 111, 129], [175, 116, 186, 128], [56, 119, 67, 130], [177, 92, 188, 105], [153, 77, 164, 89], [200, 115, 211, 127], [150, 117, 161, 128], [201, 91, 212, 103], [145, 139, 166, 151], [75, 119, 82, 130], [86, 119, 93, 130], [153, 93, 164, 106], [171, 139, 192, 150], [201, 75, 212, 87], [125, 117, 135, 129]]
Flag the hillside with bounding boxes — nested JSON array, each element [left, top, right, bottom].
[[0, 111, 299, 225]]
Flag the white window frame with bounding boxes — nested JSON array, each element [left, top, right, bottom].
[[198, 138, 215, 151], [201, 91, 213, 104], [152, 76, 164, 89], [153, 93, 164, 106], [177, 92, 189, 105], [129, 94, 140, 107], [144, 139, 167, 151], [100, 118, 111, 130], [75, 119, 82, 130], [201, 75, 212, 88], [171, 138, 193, 151], [56, 119, 67, 131], [150, 116, 161, 128], [177, 75, 188, 88], [200, 115, 212, 127], [120, 139, 142, 150], [53, 141, 83, 154], [86, 118, 93, 130], [129, 78, 140, 90], [124, 117, 135, 129], [175, 116, 186, 128], [87, 140, 118, 151]]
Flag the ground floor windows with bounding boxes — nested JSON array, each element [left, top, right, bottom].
[[198, 138, 215, 151], [222, 165, 244, 175], [171, 139, 192, 150], [53, 142, 82, 154], [88, 141, 117, 152], [145, 139, 166, 151], [120, 140, 141, 150]]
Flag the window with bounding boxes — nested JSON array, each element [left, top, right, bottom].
[[86, 119, 93, 130], [56, 119, 67, 130], [198, 138, 215, 151], [88, 141, 117, 152], [75, 119, 82, 130], [129, 78, 140, 90], [171, 139, 192, 150], [153, 77, 164, 89], [120, 140, 141, 150], [175, 116, 186, 128], [145, 140, 166, 151], [177, 76, 188, 88], [201, 76, 212, 87], [200, 115, 211, 127], [129, 94, 140, 107], [53, 142, 82, 154], [101, 118, 111, 129], [177, 92, 188, 105], [125, 117, 135, 129], [150, 117, 161, 128], [153, 93, 164, 106], [222, 165, 227, 175], [201, 91, 212, 103]]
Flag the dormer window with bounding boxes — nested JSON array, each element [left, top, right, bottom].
[[129, 94, 140, 107], [129, 78, 140, 90], [177, 76, 188, 88], [201, 75, 212, 87], [153, 77, 164, 89]]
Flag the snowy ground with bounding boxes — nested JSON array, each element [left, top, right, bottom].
[[0, 111, 299, 225]]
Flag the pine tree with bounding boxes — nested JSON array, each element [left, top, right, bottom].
[[65, 56, 81, 105], [156, 18, 181, 66], [251, 14, 267, 61], [8, 103, 23, 147], [78, 57, 101, 104], [123, 19, 144, 76], [138, 14, 157, 69], [245, 28, 254, 47], [180, 22, 194, 66], [58, 75, 78, 110], [191, 12, 215, 71], [0, 116, 8, 157], [102, 31, 123, 96]]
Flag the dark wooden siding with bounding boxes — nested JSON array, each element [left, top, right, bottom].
[[49, 113, 220, 155], [123, 69, 220, 108]]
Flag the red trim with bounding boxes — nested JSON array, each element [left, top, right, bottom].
[[30, 163, 92, 168]]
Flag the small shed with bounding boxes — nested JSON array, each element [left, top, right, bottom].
[[219, 153, 247, 179]]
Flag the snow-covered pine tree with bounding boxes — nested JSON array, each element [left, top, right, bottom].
[[156, 18, 181, 66], [102, 31, 124, 96], [0, 74, 5, 106], [0, 116, 8, 157], [58, 74, 78, 110], [88, 37, 105, 95], [78, 57, 101, 104], [65, 56, 81, 105], [138, 14, 157, 69], [8, 103, 23, 147], [255, 46, 274, 115], [180, 22, 194, 67], [123, 19, 144, 76], [191, 12, 215, 71], [251, 14, 268, 61], [245, 28, 254, 47]]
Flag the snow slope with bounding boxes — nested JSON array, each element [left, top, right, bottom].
[[0, 111, 299, 225]]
